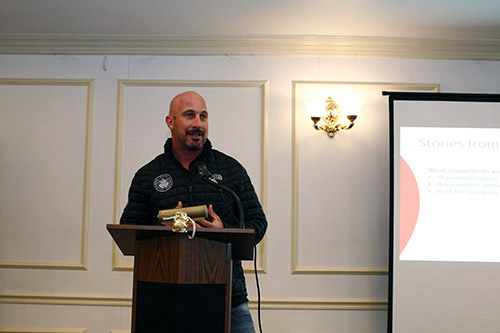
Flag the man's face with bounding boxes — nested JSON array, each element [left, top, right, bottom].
[[167, 93, 209, 151]]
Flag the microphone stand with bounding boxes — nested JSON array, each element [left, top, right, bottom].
[[198, 165, 263, 332], [199, 175, 245, 229]]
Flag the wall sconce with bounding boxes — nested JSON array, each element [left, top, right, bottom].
[[305, 97, 363, 138]]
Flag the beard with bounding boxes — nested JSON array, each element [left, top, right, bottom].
[[175, 128, 207, 151]]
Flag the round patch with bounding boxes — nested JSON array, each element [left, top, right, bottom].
[[153, 174, 173, 192]]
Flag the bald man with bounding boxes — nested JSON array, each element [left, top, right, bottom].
[[120, 91, 267, 333]]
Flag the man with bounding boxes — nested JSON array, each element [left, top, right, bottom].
[[120, 91, 267, 332]]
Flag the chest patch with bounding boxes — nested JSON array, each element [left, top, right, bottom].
[[153, 174, 173, 192]]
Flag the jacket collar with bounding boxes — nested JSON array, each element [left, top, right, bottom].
[[163, 138, 212, 166]]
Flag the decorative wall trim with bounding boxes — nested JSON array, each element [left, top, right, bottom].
[[249, 298, 387, 311], [0, 34, 499, 60], [0, 329, 86, 333], [112, 80, 268, 273], [291, 81, 439, 275], [292, 266, 389, 275], [0, 294, 131, 307], [0, 293, 386, 311], [0, 78, 94, 270]]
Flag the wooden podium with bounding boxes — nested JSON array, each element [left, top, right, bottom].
[[107, 224, 254, 333]]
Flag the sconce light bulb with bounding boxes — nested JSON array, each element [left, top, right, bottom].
[[340, 98, 364, 117], [305, 101, 328, 118]]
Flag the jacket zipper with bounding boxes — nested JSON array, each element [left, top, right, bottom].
[[188, 185, 193, 205]]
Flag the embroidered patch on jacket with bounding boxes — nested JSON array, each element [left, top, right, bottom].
[[153, 174, 173, 192], [213, 173, 223, 181]]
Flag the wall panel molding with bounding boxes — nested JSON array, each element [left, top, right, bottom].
[[0, 294, 130, 307], [249, 298, 387, 310], [0, 34, 499, 60], [112, 80, 268, 273], [0, 78, 94, 270], [0, 329, 86, 333], [0, 293, 386, 311], [291, 81, 439, 275]]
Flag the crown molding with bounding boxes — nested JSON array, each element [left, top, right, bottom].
[[0, 34, 499, 60]]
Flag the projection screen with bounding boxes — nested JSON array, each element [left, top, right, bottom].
[[386, 92, 500, 332]]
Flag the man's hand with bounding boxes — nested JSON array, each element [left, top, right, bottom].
[[174, 201, 183, 209], [198, 204, 224, 228]]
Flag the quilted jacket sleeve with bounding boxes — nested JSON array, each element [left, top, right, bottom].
[[119, 169, 153, 225], [237, 166, 268, 245]]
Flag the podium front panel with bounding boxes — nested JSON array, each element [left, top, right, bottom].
[[132, 234, 232, 332], [135, 281, 226, 332]]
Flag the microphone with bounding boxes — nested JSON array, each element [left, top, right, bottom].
[[194, 162, 217, 183], [193, 161, 245, 228]]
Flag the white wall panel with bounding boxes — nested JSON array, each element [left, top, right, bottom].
[[116, 81, 265, 215], [253, 308, 386, 333], [0, 79, 93, 269], [0, 303, 124, 332], [292, 82, 438, 274], [112, 80, 268, 271]]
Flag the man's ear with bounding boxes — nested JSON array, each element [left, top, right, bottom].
[[166, 115, 174, 130]]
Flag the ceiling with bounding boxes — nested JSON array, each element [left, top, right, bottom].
[[1, 0, 500, 40]]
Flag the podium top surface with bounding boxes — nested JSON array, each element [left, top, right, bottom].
[[107, 224, 255, 260]]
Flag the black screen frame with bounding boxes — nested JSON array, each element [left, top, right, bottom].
[[384, 91, 500, 333]]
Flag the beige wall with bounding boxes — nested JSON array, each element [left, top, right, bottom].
[[0, 54, 499, 332]]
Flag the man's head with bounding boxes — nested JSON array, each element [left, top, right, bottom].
[[166, 91, 209, 151]]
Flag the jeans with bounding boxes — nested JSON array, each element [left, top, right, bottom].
[[230, 302, 255, 333]]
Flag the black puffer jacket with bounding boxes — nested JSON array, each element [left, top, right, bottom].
[[120, 138, 267, 307]]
